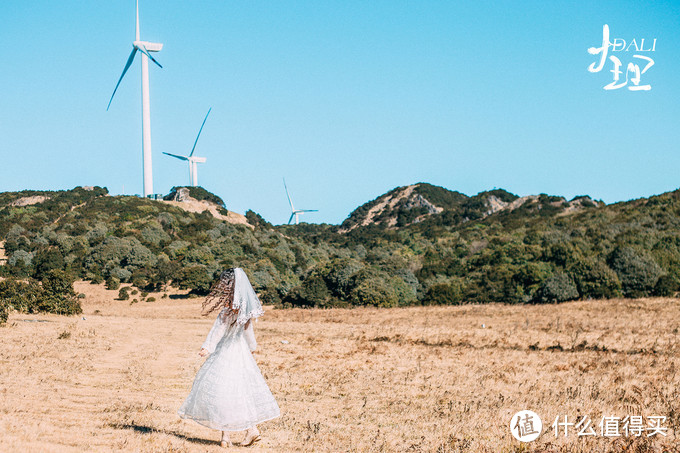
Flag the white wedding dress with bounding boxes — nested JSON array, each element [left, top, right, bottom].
[[178, 308, 281, 431]]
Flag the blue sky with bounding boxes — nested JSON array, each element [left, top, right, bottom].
[[1, 1, 678, 225]]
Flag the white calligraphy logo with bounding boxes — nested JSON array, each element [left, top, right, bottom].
[[588, 24, 655, 91], [511, 410, 542, 442]]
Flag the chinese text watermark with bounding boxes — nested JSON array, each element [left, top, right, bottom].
[[588, 24, 656, 91], [510, 411, 668, 442], [553, 415, 667, 438]]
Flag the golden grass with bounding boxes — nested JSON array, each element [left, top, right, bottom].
[[1, 282, 679, 452]]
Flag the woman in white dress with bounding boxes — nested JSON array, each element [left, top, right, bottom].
[[178, 268, 280, 447]]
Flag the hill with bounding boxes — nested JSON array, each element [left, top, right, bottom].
[[1, 183, 680, 318], [340, 183, 603, 231]]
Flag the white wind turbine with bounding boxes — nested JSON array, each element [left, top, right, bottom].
[[107, 0, 163, 198], [284, 178, 318, 225], [163, 108, 211, 187]]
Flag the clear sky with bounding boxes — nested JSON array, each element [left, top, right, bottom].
[[1, 1, 679, 225]]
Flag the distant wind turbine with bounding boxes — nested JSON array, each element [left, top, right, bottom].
[[163, 108, 211, 187], [107, 0, 163, 198], [284, 178, 318, 225]]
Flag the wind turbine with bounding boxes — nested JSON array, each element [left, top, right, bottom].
[[107, 0, 163, 198], [283, 178, 318, 225], [163, 108, 211, 187]]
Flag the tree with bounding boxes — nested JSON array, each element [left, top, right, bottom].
[[245, 210, 272, 229], [32, 247, 65, 280], [285, 275, 333, 307], [532, 272, 579, 304], [607, 247, 663, 297], [422, 283, 462, 305], [39, 270, 82, 315], [177, 265, 214, 295], [568, 257, 621, 299], [0, 278, 42, 313]]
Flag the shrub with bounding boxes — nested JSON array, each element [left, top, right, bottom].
[[87, 237, 132, 271], [284, 275, 332, 307], [608, 247, 663, 297], [125, 239, 158, 268], [321, 258, 364, 299], [58, 330, 71, 339], [654, 274, 679, 297], [85, 222, 108, 244], [110, 267, 132, 282], [0, 278, 43, 313], [152, 259, 180, 290], [0, 299, 8, 324], [389, 275, 418, 305], [533, 272, 579, 303], [350, 277, 398, 307], [87, 237, 157, 278], [117, 287, 130, 300], [245, 210, 272, 229], [569, 257, 621, 299], [140, 222, 170, 247], [105, 276, 121, 291], [177, 265, 214, 295], [259, 287, 282, 306], [32, 248, 65, 280], [39, 270, 82, 315], [422, 283, 462, 305], [165, 186, 226, 207], [9, 250, 33, 267], [0, 272, 81, 316]]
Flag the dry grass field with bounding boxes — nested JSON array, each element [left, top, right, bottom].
[[1, 282, 679, 452]]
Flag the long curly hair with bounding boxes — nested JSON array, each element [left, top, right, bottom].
[[202, 268, 236, 322]]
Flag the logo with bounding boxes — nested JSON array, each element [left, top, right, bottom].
[[587, 24, 656, 91], [510, 410, 542, 442]]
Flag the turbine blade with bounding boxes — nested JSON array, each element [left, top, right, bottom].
[[189, 108, 212, 157], [288, 213, 295, 225], [107, 47, 138, 110], [137, 44, 163, 68], [163, 152, 189, 161], [283, 178, 294, 210], [301, 209, 318, 212]]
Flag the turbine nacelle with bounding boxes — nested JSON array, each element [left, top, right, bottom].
[[164, 152, 206, 187], [134, 41, 163, 52]]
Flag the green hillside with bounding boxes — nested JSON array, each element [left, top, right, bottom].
[[1, 183, 679, 322]]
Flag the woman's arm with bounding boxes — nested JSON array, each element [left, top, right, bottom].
[[244, 318, 257, 352], [200, 310, 230, 354]]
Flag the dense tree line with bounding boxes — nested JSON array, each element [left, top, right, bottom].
[[1, 184, 679, 322]]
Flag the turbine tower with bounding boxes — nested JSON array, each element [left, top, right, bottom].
[[107, 0, 163, 198], [163, 108, 211, 187], [284, 178, 318, 225]]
